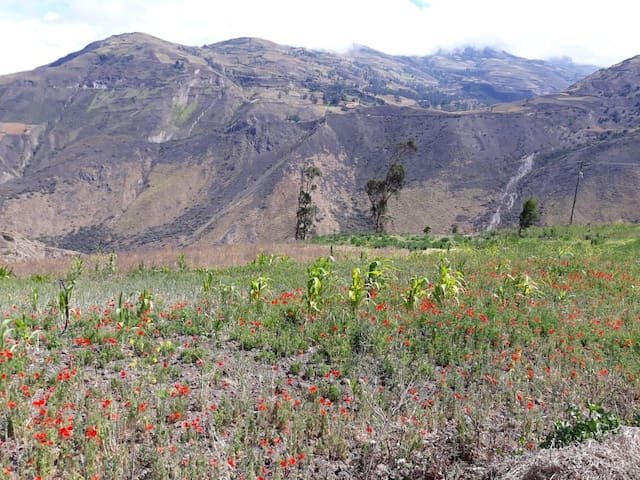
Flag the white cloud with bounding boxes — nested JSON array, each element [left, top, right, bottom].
[[0, 0, 638, 75], [43, 11, 61, 22]]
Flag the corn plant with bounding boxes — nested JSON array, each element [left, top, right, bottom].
[[364, 259, 387, 294], [432, 257, 465, 305], [401, 276, 429, 310], [177, 253, 188, 272], [495, 272, 539, 304], [305, 257, 332, 312], [252, 252, 288, 266], [0, 265, 14, 279], [58, 278, 74, 333], [220, 282, 238, 303], [12, 316, 40, 348], [348, 268, 367, 313], [0, 318, 16, 352], [106, 252, 117, 275], [250, 276, 270, 302], [136, 289, 153, 317], [66, 257, 84, 281], [30, 288, 39, 312], [348, 260, 391, 313], [116, 292, 134, 327], [201, 269, 215, 294]]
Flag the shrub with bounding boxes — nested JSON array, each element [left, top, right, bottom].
[[540, 403, 621, 449], [519, 197, 540, 233], [0, 265, 14, 279]]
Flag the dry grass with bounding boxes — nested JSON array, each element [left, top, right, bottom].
[[472, 427, 640, 480], [4, 242, 406, 276]]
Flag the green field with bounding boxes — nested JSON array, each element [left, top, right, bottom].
[[1, 224, 639, 479]]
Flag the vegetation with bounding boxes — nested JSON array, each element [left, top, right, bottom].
[[519, 196, 540, 234], [541, 403, 621, 449], [0, 223, 639, 478], [311, 231, 456, 250], [0, 265, 14, 279]]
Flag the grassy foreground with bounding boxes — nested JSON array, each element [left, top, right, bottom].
[[0, 225, 639, 479]]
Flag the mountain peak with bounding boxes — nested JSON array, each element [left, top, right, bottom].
[[433, 46, 513, 60], [107, 31, 162, 41], [47, 32, 179, 69], [100, 32, 172, 46], [1, 33, 637, 251], [205, 37, 283, 51], [568, 53, 640, 96]]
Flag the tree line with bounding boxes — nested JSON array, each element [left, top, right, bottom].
[[295, 141, 540, 240]]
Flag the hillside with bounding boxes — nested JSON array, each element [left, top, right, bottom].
[[0, 33, 638, 253]]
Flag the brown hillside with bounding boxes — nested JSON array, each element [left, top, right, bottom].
[[0, 33, 637, 253]]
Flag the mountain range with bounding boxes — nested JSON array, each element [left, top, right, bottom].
[[0, 32, 638, 253]]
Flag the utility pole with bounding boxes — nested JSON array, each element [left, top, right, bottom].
[[569, 161, 584, 225]]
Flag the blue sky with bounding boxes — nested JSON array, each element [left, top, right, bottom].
[[1, 0, 638, 75]]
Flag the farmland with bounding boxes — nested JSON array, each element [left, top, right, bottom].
[[1, 224, 639, 479]]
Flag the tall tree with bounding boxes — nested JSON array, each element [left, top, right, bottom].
[[365, 141, 416, 232], [295, 165, 322, 240]]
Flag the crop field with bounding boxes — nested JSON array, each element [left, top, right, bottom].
[[0, 225, 639, 479]]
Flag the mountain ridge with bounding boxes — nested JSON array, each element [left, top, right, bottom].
[[0, 33, 637, 253]]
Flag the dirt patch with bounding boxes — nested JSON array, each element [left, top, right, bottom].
[[0, 122, 30, 139]]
